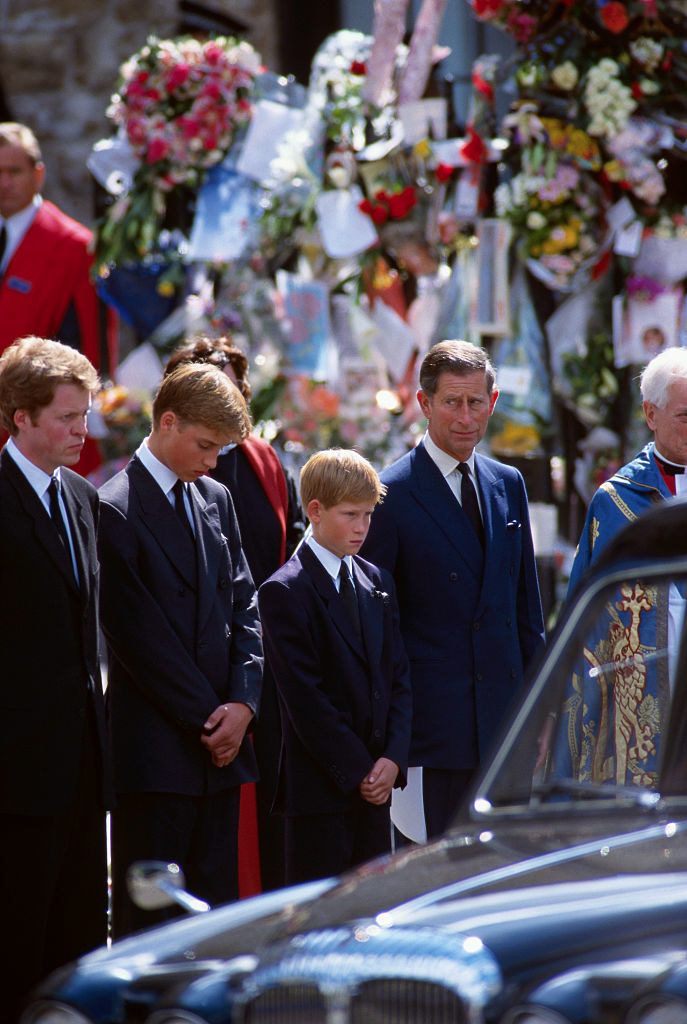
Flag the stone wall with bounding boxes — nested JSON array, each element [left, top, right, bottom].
[[0, 0, 280, 228]]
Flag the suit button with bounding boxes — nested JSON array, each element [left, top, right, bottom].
[[374, 728, 382, 739], [178, 588, 185, 597], [506, 617, 512, 627], [219, 578, 228, 589], [473, 622, 480, 631], [511, 669, 517, 678], [476, 673, 483, 681], [449, 572, 457, 582], [373, 690, 381, 700]]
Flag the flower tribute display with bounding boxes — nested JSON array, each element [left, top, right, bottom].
[[95, 35, 261, 269]]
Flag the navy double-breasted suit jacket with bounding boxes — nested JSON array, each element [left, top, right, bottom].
[[98, 456, 263, 796], [0, 447, 112, 814], [258, 544, 412, 815], [361, 442, 545, 771]]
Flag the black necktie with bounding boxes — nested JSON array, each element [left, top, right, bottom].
[[458, 462, 484, 546], [0, 223, 6, 268], [48, 477, 72, 558], [655, 454, 685, 475], [173, 479, 195, 542], [339, 560, 362, 643]]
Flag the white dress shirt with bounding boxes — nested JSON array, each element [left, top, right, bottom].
[[306, 534, 353, 592], [422, 431, 483, 514], [0, 195, 41, 276]]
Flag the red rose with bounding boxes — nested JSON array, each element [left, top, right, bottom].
[[374, 189, 389, 203], [350, 61, 367, 76], [436, 163, 455, 183], [387, 192, 410, 218], [473, 0, 505, 18], [600, 1, 629, 32], [358, 199, 374, 215], [370, 204, 389, 225], [631, 81, 643, 99]]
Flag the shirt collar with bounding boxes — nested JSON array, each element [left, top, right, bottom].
[[5, 435, 58, 502], [306, 534, 353, 584], [136, 437, 179, 498], [422, 431, 476, 478]]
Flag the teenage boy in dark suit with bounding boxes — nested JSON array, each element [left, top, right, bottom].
[[98, 363, 263, 936], [258, 448, 412, 885]]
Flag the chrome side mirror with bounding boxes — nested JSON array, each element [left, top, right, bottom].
[[126, 860, 210, 914]]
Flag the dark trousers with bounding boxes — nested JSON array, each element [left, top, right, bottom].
[[252, 666, 286, 891], [112, 788, 240, 938], [422, 767, 475, 839], [0, 721, 107, 1024], [285, 797, 392, 886]]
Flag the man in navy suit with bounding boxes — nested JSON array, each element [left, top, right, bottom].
[[362, 340, 545, 839], [0, 336, 111, 1020], [98, 363, 263, 936], [258, 449, 412, 885]]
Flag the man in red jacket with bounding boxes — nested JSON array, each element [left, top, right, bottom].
[[0, 122, 115, 473]]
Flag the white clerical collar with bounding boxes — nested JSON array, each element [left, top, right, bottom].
[[136, 437, 179, 499], [422, 431, 476, 478], [5, 435, 58, 504], [306, 534, 353, 586], [654, 445, 687, 470]]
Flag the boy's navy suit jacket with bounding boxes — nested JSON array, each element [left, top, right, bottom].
[[258, 543, 412, 815]]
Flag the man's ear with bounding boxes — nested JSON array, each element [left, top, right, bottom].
[[13, 407, 30, 432], [307, 498, 321, 524], [417, 389, 432, 419], [158, 410, 178, 432]]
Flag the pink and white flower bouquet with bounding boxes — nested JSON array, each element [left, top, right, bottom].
[[95, 34, 261, 269]]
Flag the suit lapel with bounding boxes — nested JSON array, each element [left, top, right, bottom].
[[128, 457, 197, 589], [61, 477, 92, 598], [1, 449, 79, 591], [410, 444, 483, 580], [353, 558, 383, 670], [474, 455, 508, 614], [300, 545, 368, 663], [190, 484, 223, 635]]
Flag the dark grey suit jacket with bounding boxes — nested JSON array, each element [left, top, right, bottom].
[[98, 456, 263, 796], [0, 446, 111, 815]]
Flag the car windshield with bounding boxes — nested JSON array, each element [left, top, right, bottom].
[[472, 558, 687, 814]]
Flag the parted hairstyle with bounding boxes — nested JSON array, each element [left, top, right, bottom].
[[164, 336, 252, 401], [152, 361, 252, 441], [0, 122, 42, 165], [0, 335, 100, 435], [419, 339, 496, 398], [300, 448, 386, 509], [640, 346, 687, 409]]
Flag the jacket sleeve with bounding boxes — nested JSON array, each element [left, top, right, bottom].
[[515, 473, 546, 670], [222, 490, 263, 716]]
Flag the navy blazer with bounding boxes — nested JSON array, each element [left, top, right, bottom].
[[258, 545, 412, 815], [361, 442, 545, 772], [0, 447, 112, 814], [98, 456, 263, 796]]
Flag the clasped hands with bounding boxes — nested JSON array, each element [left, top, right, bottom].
[[201, 702, 253, 768], [359, 757, 399, 805]]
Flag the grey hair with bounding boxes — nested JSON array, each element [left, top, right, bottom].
[[640, 346, 687, 407]]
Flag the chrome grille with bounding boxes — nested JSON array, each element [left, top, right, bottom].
[[243, 983, 327, 1024], [351, 977, 468, 1023]]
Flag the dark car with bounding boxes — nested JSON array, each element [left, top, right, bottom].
[[21, 499, 687, 1024]]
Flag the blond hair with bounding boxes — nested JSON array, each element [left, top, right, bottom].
[[300, 449, 385, 509], [0, 336, 99, 435], [152, 362, 251, 441]]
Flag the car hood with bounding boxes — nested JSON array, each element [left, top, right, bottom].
[[47, 805, 687, 984]]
